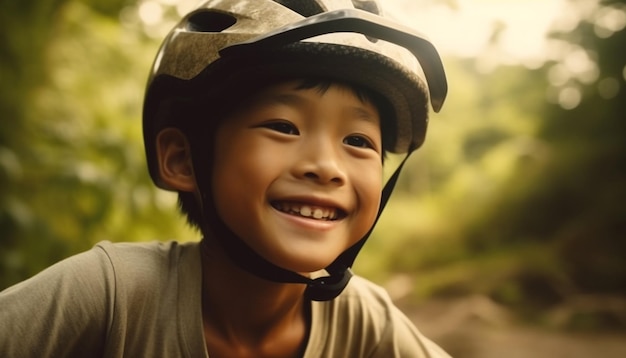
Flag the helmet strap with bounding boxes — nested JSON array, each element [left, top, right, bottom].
[[323, 145, 416, 279], [308, 147, 415, 300]]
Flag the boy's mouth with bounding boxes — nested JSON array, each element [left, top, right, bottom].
[[271, 201, 344, 221]]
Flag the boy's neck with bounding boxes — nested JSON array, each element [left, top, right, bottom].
[[200, 236, 310, 357]]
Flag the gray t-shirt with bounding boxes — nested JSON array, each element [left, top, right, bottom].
[[0, 240, 450, 357]]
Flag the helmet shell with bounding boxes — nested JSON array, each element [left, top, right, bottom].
[[143, 0, 445, 190]]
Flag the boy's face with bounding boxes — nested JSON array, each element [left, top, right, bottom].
[[211, 80, 383, 273]]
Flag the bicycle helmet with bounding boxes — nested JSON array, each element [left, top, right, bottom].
[[143, 0, 447, 301]]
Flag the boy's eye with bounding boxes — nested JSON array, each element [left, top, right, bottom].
[[261, 121, 300, 135], [344, 135, 375, 149]]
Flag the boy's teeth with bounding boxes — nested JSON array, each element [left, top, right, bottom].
[[275, 203, 338, 220]]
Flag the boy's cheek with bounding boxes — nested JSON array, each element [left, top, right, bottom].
[[353, 166, 383, 220]]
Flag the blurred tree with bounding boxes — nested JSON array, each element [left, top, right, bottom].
[[0, 0, 72, 288], [527, 0, 625, 295], [0, 0, 193, 290], [458, 0, 626, 319]]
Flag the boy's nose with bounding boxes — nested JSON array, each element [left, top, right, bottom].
[[293, 143, 347, 186]]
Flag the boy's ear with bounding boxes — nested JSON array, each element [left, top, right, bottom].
[[155, 128, 197, 192]]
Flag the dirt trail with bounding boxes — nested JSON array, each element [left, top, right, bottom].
[[402, 296, 626, 358]]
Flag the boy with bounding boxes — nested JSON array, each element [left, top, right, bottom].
[[0, 0, 450, 356]]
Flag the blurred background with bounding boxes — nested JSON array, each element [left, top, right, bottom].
[[1, 0, 624, 356]]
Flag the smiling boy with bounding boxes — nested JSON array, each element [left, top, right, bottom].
[[209, 81, 383, 272], [0, 0, 450, 357]]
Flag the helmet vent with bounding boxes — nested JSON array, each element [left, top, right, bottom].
[[351, 1, 381, 16], [272, 0, 324, 17], [186, 10, 237, 33]]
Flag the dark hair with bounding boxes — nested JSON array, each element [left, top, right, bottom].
[[166, 78, 394, 232]]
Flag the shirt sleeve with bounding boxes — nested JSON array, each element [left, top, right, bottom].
[[0, 246, 115, 357]]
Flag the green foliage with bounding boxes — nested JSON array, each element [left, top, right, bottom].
[[462, 3, 626, 297], [0, 1, 195, 290], [78, 0, 131, 17], [0, 0, 71, 289]]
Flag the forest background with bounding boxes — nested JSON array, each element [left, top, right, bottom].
[[1, 0, 625, 356]]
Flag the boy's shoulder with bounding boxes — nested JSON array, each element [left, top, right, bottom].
[[332, 274, 395, 315], [0, 240, 205, 357], [93, 239, 202, 288], [308, 275, 451, 357], [89, 240, 206, 355], [306, 275, 394, 356], [315, 274, 396, 330]]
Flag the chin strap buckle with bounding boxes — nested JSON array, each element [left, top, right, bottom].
[[304, 268, 354, 301]]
